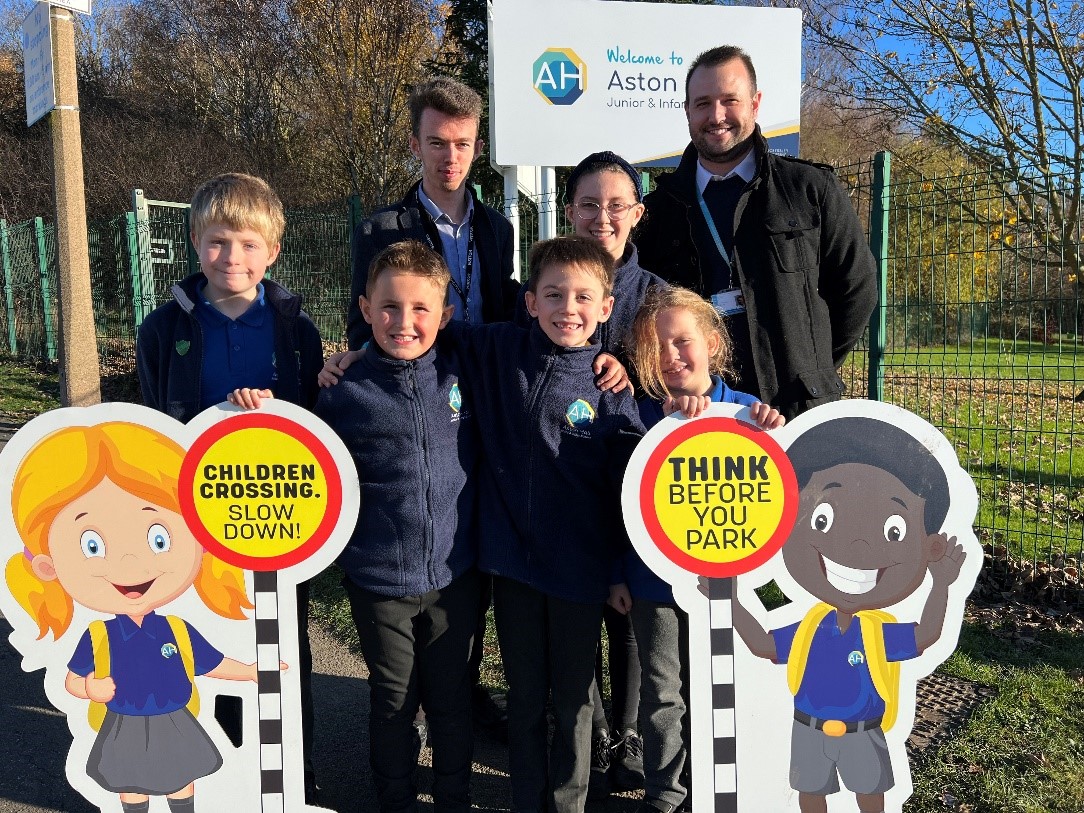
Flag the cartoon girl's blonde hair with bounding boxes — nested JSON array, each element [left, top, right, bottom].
[[7, 422, 252, 639], [628, 286, 734, 402]]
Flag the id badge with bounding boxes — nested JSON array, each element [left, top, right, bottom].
[[711, 288, 746, 316]]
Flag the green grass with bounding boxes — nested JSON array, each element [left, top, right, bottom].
[[906, 624, 1084, 813], [0, 356, 59, 421]]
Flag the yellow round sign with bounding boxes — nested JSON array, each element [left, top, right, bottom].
[[641, 417, 797, 577], [180, 414, 342, 570]]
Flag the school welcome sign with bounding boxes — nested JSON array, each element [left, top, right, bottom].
[[489, 0, 802, 167]]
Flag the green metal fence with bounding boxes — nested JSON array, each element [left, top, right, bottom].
[[1, 157, 1080, 566]]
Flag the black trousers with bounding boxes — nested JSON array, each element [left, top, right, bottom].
[[345, 570, 481, 813], [493, 577, 603, 813]]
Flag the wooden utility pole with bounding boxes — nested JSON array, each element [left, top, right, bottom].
[[49, 5, 101, 406]]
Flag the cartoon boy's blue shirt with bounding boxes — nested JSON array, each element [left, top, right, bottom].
[[68, 612, 224, 716], [772, 612, 919, 722]]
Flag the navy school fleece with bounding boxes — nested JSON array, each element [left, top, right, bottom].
[[314, 342, 479, 598], [136, 273, 322, 423], [445, 320, 646, 604]]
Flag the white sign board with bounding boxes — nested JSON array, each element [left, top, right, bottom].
[[489, 0, 802, 167], [22, 2, 55, 127], [51, 1, 93, 13]]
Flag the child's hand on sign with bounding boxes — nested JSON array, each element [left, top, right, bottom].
[[228, 388, 274, 410], [663, 394, 711, 419], [748, 401, 785, 430]]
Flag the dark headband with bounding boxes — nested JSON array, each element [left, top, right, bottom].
[[565, 150, 643, 203]]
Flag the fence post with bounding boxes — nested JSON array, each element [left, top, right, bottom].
[[867, 151, 891, 401], [641, 171, 651, 196], [0, 219, 16, 354], [34, 216, 57, 361], [131, 188, 161, 317], [126, 211, 145, 329]]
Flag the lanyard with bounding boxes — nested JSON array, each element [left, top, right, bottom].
[[418, 190, 476, 322], [696, 182, 734, 289]]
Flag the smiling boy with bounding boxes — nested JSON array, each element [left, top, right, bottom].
[[731, 417, 967, 813], [134, 172, 323, 801], [315, 240, 481, 813], [447, 236, 645, 813]]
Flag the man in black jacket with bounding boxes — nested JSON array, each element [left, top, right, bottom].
[[347, 77, 519, 349], [636, 46, 878, 420]]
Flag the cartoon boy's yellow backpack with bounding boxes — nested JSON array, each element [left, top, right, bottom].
[[86, 616, 199, 730]]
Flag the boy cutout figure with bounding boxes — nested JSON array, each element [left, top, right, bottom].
[[731, 412, 974, 813]]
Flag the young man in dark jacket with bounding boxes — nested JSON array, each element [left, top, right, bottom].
[[347, 77, 520, 350], [636, 45, 878, 420]]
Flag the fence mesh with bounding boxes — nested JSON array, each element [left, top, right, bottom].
[[2, 160, 1081, 565]]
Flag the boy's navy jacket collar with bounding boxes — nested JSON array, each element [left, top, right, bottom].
[[527, 319, 603, 359], [358, 341, 439, 373], [171, 272, 303, 319]]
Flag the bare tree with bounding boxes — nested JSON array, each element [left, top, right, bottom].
[[805, 0, 1083, 288]]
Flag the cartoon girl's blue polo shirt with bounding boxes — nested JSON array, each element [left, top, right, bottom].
[[772, 612, 919, 722], [68, 612, 224, 716]]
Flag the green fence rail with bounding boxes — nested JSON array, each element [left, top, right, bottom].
[[1, 155, 1080, 567]]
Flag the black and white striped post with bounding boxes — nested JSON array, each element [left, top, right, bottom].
[[707, 576, 738, 813], [253, 569, 284, 812]]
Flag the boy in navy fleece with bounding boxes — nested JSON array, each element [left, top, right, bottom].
[[135, 172, 323, 802], [448, 236, 646, 813], [314, 241, 480, 813]]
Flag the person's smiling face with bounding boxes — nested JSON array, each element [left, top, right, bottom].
[[685, 57, 762, 173], [34, 478, 203, 619], [361, 270, 453, 360], [525, 261, 614, 347]]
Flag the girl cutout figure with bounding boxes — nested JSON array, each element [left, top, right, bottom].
[[6, 422, 275, 813]]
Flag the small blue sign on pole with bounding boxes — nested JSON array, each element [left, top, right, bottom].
[[22, 3, 55, 127]]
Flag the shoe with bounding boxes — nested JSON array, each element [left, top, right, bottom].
[[587, 729, 612, 799], [611, 730, 645, 790], [411, 717, 428, 763]]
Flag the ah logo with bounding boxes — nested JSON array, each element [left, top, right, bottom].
[[533, 48, 587, 106], [449, 383, 462, 413], [847, 650, 865, 667], [161, 642, 178, 659], [565, 399, 595, 427]]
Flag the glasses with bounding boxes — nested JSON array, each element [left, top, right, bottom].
[[572, 201, 639, 221]]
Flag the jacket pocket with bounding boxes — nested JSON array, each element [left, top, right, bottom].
[[765, 211, 820, 274], [789, 368, 847, 418]]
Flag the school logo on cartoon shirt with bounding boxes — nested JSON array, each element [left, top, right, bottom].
[[162, 642, 178, 659]]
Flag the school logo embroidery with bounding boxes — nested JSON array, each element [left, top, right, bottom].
[[161, 642, 178, 659], [847, 650, 865, 667], [175, 340, 191, 356], [565, 399, 595, 427], [533, 48, 586, 106], [449, 383, 462, 413]]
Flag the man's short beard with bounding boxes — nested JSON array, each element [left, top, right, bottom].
[[696, 131, 756, 166]]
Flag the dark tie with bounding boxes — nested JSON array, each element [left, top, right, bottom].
[[702, 176, 746, 257]]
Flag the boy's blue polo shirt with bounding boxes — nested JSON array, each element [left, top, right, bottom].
[[194, 281, 277, 409], [68, 612, 224, 716], [772, 612, 918, 722]]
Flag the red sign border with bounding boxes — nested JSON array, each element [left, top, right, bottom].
[[179, 412, 343, 572], [639, 416, 798, 578]]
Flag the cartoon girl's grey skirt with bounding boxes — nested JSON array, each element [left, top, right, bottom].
[[88, 708, 224, 795]]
